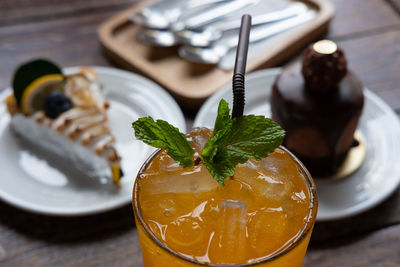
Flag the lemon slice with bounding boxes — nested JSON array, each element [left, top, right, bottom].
[[20, 74, 64, 115]]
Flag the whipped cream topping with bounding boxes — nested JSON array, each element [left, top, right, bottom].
[[32, 107, 121, 165]]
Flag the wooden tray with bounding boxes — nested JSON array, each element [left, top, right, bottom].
[[98, 0, 334, 109]]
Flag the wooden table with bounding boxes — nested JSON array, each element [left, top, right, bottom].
[[0, 0, 399, 266]]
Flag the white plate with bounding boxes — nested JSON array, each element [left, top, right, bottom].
[[194, 68, 400, 221], [0, 66, 186, 216]]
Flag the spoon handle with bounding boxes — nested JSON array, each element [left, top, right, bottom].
[[216, 2, 307, 32], [131, 0, 226, 28], [174, 0, 256, 30], [226, 11, 315, 48], [186, 0, 228, 9]]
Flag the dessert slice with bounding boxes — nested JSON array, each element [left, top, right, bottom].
[[5, 59, 122, 185]]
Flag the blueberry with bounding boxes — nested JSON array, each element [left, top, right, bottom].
[[44, 91, 73, 119]]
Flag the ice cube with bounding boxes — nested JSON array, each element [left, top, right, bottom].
[[208, 200, 248, 264], [140, 165, 219, 196], [140, 198, 177, 224], [247, 208, 288, 256], [218, 178, 256, 208], [234, 161, 293, 203], [260, 149, 299, 180], [140, 151, 185, 177], [256, 175, 293, 202], [187, 127, 212, 153], [165, 216, 208, 255], [159, 155, 182, 173], [282, 189, 309, 222], [244, 159, 260, 170]]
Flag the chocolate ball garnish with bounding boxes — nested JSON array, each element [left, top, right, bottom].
[[302, 40, 347, 94], [270, 40, 364, 177]]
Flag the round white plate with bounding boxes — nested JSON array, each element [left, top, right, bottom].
[[0, 66, 186, 216], [194, 68, 400, 221]]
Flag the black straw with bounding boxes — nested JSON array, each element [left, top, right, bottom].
[[232, 14, 251, 119]]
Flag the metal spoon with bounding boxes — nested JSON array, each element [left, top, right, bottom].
[[131, 0, 233, 29], [178, 11, 316, 64], [137, 28, 181, 47], [131, 0, 186, 29], [137, 0, 255, 46], [169, 0, 257, 31], [176, 2, 308, 47]]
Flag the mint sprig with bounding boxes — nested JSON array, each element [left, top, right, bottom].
[[131, 99, 285, 185], [200, 99, 285, 185], [132, 117, 194, 168], [201, 99, 232, 160]]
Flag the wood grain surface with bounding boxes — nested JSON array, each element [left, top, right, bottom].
[[97, 0, 334, 108], [0, 0, 399, 266]]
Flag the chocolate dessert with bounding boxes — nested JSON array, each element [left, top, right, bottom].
[[271, 40, 364, 177]]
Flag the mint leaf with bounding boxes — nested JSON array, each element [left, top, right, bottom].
[[200, 154, 235, 185], [132, 117, 194, 168], [201, 99, 285, 185], [202, 99, 232, 160], [200, 99, 234, 184], [213, 99, 232, 133], [225, 115, 285, 163]]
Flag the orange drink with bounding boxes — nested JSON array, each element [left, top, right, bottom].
[[133, 128, 317, 266]]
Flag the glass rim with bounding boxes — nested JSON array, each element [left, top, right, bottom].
[[133, 146, 318, 266]]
